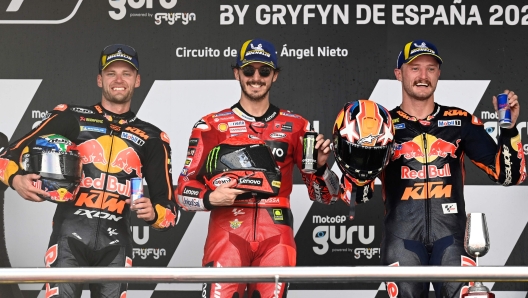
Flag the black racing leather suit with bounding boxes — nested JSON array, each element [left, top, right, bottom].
[[0, 103, 178, 298], [378, 104, 526, 298]]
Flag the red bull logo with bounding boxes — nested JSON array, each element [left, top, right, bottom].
[[47, 188, 76, 203], [77, 136, 142, 177], [392, 135, 460, 162], [401, 164, 451, 179], [77, 139, 108, 165], [428, 138, 460, 158], [392, 141, 424, 160], [80, 173, 131, 196], [158, 208, 177, 228], [111, 147, 143, 178]]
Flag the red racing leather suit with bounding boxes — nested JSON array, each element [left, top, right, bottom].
[[0, 103, 178, 298], [378, 104, 526, 298], [176, 102, 339, 298]]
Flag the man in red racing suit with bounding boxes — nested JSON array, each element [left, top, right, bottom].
[[0, 44, 178, 298], [176, 39, 339, 298], [374, 40, 526, 298]]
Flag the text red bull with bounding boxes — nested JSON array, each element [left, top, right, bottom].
[[112, 147, 143, 178], [131, 177, 143, 202]]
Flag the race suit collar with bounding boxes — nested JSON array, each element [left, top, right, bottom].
[[93, 103, 137, 125], [231, 102, 280, 122], [396, 103, 441, 122]]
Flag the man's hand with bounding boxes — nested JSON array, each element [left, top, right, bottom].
[[492, 89, 519, 128], [127, 197, 155, 221], [315, 133, 332, 168], [208, 180, 247, 206], [12, 174, 48, 202]]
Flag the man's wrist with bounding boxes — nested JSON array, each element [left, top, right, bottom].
[[203, 190, 215, 210], [314, 164, 327, 176]]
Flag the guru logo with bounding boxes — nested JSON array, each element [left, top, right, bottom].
[[313, 225, 375, 255], [109, 0, 178, 20]]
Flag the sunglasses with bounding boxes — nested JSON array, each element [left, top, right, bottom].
[[102, 44, 137, 56], [241, 66, 273, 77]]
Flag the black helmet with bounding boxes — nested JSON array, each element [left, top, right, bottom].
[[203, 135, 281, 196], [332, 100, 394, 185], [21, 134, 82, 203]]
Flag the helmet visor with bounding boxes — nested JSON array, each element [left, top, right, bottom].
[[29, 152, 82, 182], [220, 145, 277, 172], [336, 140, 390, 176]]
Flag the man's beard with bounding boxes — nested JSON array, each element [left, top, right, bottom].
[[103, 87, 134, 104], [240, 80, 272, 102]]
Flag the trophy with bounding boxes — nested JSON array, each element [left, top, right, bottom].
[[462, 213, 495, 298]]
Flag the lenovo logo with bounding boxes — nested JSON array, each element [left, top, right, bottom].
[[238, 178, 262, 185]]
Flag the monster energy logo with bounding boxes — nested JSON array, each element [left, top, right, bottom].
[[304, 134, 316, 155], [207, 146, 221, 173]]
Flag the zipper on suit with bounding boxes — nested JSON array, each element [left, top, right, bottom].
[[422, 132, 431, 245]]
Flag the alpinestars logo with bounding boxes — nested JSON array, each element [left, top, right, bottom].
[[503, 145, 512, 185]]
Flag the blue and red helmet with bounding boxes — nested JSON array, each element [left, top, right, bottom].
[[21, 134, 82, 203]]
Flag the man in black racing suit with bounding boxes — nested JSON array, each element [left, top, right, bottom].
[[377, 40, 526, 298], [0, 44, 178, 298]]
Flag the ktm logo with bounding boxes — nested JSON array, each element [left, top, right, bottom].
[[396, 110, 414, 121], [125, 127, 149, 140], [401, 181, 452, 200], [74, 190, 126, 214], [443, 109, 468, 117]]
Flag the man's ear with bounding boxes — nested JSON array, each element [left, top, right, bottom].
[[394, 68, 402, 82]]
